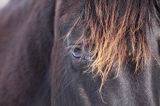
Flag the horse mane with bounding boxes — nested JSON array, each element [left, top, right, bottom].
[[77, 0, 160, 90]]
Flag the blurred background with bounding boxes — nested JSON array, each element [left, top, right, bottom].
[[0, 0, 10, 9]]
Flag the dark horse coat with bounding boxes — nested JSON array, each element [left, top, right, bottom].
[[0, 0, 160, 106]]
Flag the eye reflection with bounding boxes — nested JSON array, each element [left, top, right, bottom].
[[71, 46, 83, 58]]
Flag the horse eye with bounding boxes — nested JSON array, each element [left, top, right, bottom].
[[71, 46, 83, 58]]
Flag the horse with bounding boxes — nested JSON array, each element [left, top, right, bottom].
[[52, 0, 160, 106], [0, 0, 160, 106], [0, 0, 55, 105]]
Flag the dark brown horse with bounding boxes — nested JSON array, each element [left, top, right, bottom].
[[0, 0, 160, 106], [0, 0, 55, 105]]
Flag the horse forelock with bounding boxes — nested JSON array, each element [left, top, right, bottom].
[[54, 0, 160, 93], [73, 0, 158, 90]]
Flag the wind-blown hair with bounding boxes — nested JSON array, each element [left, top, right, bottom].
[[77, 0, 159, 90]]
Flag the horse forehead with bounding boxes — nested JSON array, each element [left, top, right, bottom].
[[59, 0, 84, 15], [58, 0, 84, 26], [57, 1, 84, 40], [0, 0, 10, 10]]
